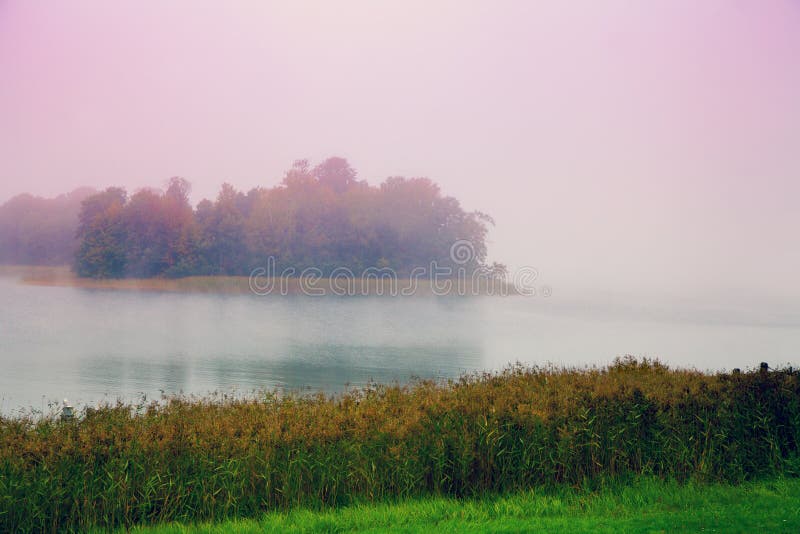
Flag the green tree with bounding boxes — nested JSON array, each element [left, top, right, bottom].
[[74, 188, 128, 278]]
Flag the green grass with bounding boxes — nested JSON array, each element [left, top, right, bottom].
[[111, 477, 800, 533]]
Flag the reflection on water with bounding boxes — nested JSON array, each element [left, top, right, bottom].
[[1, 276, 799, 414], [76, 343, 482, 401]]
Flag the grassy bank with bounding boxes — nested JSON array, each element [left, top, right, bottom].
[[115, 477, 800, 533], [1, 359, 799, 532]]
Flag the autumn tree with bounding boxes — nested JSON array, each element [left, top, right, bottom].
[[69, 157, 496, 279]]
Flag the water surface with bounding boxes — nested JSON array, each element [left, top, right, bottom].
[[1, 275, 798, 415]]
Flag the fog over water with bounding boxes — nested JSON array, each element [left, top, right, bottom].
[[2, 275, 798, 414], [1, 1, 799, 298], [0, 2, 799, 412]]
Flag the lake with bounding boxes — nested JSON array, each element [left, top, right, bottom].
[[1, 274, 799, 415]]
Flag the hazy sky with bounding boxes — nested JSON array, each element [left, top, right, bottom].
[[1, 1, 799, 297]]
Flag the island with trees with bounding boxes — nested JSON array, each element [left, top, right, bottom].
[[0, 158, 499, 284]]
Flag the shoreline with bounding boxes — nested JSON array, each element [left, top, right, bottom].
[[1, 265, 519, 296]]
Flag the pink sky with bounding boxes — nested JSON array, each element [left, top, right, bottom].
[[1, 1, 799, 297]]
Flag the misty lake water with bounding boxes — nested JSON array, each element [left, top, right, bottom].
[[1, 274, 799, 415]]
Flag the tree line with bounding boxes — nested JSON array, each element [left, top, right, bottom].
[[1, 158, 496, 278], [0, 187, 96, 266]]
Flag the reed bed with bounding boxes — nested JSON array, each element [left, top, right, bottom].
[[1, 358, 798, 532]]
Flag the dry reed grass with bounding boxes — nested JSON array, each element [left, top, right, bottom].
[[0, 358, 798, 532]]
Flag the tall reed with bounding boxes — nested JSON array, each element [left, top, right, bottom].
[[1, 358, 798, 532]]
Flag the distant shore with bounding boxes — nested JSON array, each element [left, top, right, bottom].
[[1, 265, 518, 296]]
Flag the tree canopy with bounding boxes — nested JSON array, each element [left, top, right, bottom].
[[2, 159, 495, 279], [0, 187, 96, 266]]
